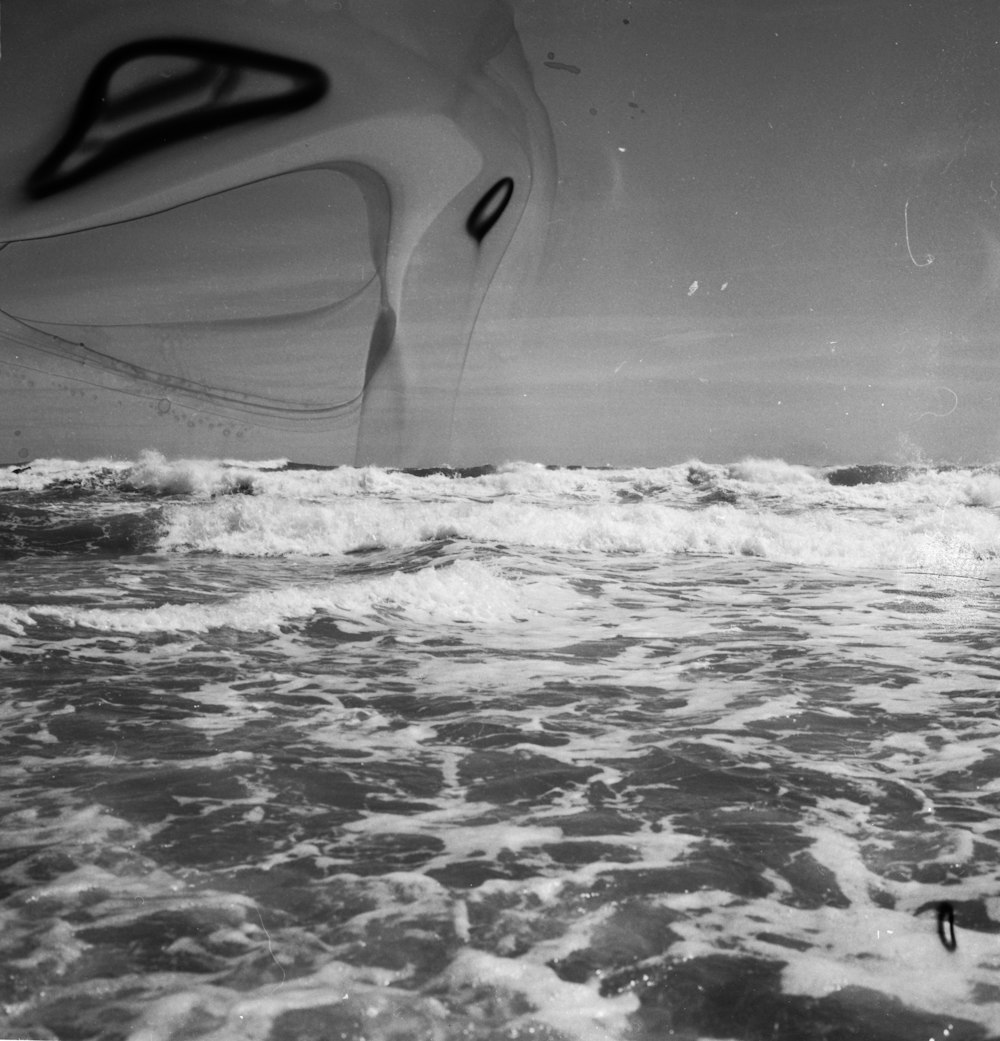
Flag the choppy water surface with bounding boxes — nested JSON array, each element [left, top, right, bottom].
[[3, 455, 1000, 1041]]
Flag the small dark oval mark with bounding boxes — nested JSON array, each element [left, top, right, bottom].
[[937, 901, 957, 952], [466, 177, 514, 244]]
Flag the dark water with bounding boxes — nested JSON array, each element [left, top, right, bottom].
[[3, 455, 1000, 1041]]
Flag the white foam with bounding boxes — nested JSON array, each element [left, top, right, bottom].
[[123, 450, 277, 497], [444, 948, 639, 1040], [0, 604, 34, 636], [8, 454, 1000, 573], [2, 802, 138, 852], [0, 456, 130, 491], [30, 559, 535, 634], [343, 813, 565, 866], [9, 452, 1000, 1041], [145, 490, 1000, 573], [727, 456, 823, 486], [140, 464, 1000, 572]]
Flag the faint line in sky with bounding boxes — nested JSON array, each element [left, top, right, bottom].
[[914, 386, 958, 421], [904, 198, 934, 267]]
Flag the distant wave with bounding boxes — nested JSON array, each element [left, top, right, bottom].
[[3, 453, 1000, 573]]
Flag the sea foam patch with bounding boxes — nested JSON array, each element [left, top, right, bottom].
[[122, 450, 280, 498], [0, 603, 34, 636], [6, 454, 1000, 1040], [7, 455, 1000, 573], [150, 490, 1000, 573], [28, 559, 538, 634], [444, 948, 639, 1041]]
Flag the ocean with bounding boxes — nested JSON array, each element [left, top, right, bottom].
[[2, 452, 1000, 1041]]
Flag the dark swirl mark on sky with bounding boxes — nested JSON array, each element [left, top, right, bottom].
[[0, 1, 556, 467], [466, 177, 515, 244], [26, 39, 328, 199], [544, 56, 581, 74]]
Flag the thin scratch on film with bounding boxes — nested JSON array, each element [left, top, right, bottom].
[[915, 386, 958, 421], [256, 908, 286, 983], [904, 199, 934, 267]]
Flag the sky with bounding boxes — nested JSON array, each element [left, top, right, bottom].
[[455, 0, 1000, 465], [3, 0, 1000, 467]]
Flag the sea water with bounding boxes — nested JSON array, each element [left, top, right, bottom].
[[2, 453, 1000, 1041]]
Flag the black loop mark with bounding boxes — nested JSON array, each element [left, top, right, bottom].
[[937, 901, 957, 952], [27, 38, 328, 199], [466, 177, 514, 244]]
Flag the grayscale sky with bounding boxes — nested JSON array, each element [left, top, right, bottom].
[[456, 0, 1000, 465], [3, 0, 999, 467]]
